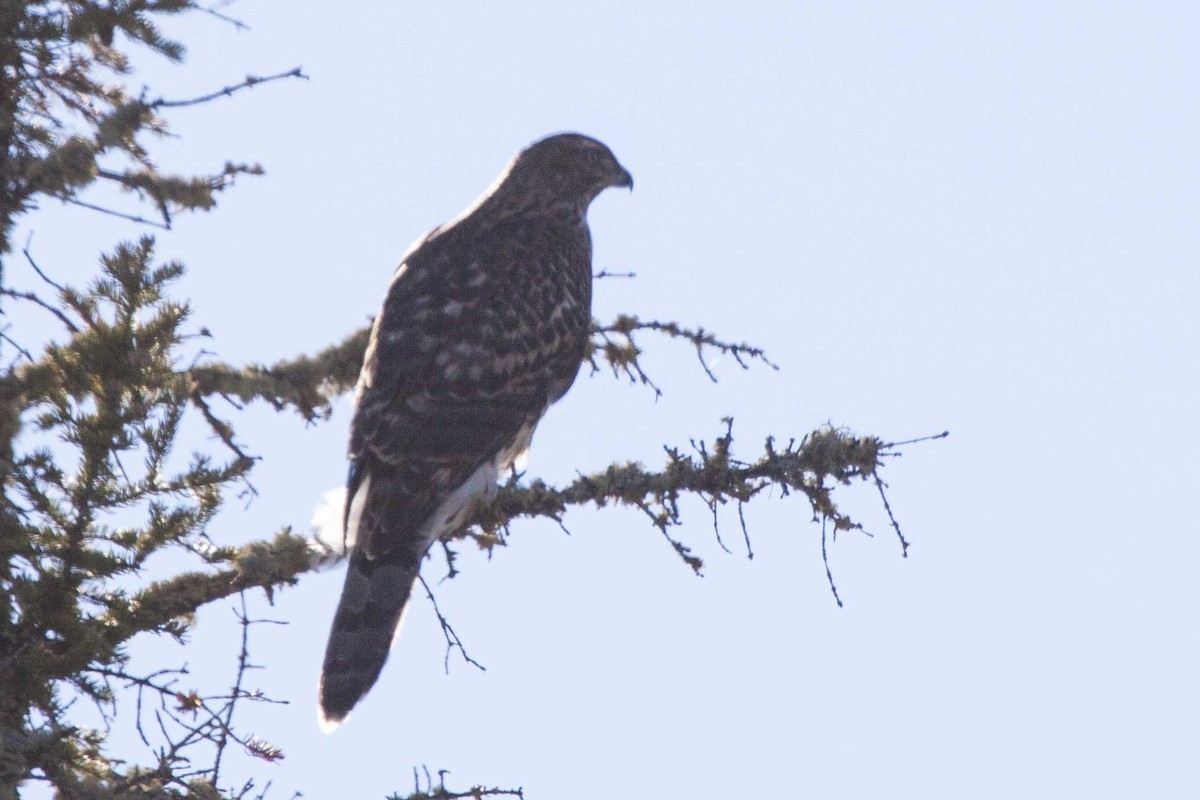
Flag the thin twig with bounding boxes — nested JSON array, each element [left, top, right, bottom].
[[22, 236, 67, 294], [821, 516, 843, 608], [874, 476, 910, 557], [0, 287, 80, 332], [708, 496, 732, 555], [154, 67, 308, 109], [198, 1, 250, 30], [0, 329, 34, 364], [212, 593, 251, 786], [189, 389, 258, 469], [737, 501, 754, 559], [57, 195, 171, 230], [885, 430, 951, 448], [418, 575, 486, 674]]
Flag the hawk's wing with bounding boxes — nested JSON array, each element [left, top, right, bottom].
[[351, 217, 591, 552], [318, 216, 592, 728]]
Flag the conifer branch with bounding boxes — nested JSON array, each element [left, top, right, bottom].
[[183, 315, 778, 421]]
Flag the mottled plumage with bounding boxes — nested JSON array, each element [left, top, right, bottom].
[[319, 133, 632, 729]]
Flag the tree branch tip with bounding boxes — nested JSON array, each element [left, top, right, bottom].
[[154, 66, 310, 109], [885, 430, 951, 449]]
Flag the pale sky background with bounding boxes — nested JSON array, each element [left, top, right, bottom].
[[8, 2, 1199, 798]]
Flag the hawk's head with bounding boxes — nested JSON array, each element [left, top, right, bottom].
[[508, 132, 633, 209]]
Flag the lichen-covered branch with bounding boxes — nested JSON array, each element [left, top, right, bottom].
[[588, 314, 779, 395], [100, 531, 314, 644], [384, 768, 524, 800], [189, 327, 370, 422], [181, 313, 779, 423], [466, 421, 927, 575]]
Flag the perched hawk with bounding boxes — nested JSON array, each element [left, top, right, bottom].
[[319, 133, 632, 729]]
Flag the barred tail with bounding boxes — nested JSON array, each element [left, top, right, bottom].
[[318, 456, 493, 729], [318, 547, 421, 730]]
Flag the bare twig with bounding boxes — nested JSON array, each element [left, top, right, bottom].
[[154, 67, 308, 109], [198, 1, 250, 30], [22, 236, 67, 294], [708, 495, 733, 555], [212, 593, 251, 785], [189, 389, 259, 473], [57, 195, 172, 230], [0, 286, 80, 332], [875, 476, 910, 558], [0, 329, 35, 365], [884, 430, 951, 449], [738, 500, 754, 559], [418, 575, 486, 674], [821, 516, 843, 608]]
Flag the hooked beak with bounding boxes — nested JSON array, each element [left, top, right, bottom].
[[614, 164, 634, 191]]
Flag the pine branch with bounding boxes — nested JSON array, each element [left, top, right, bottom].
[[79, 424, 935, 651], [100, 531, 314, 644], [469, 422, 924, 575], [189, 327, 370, 422]]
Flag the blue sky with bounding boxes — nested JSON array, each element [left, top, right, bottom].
[[10, 2, 1199, 798]]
